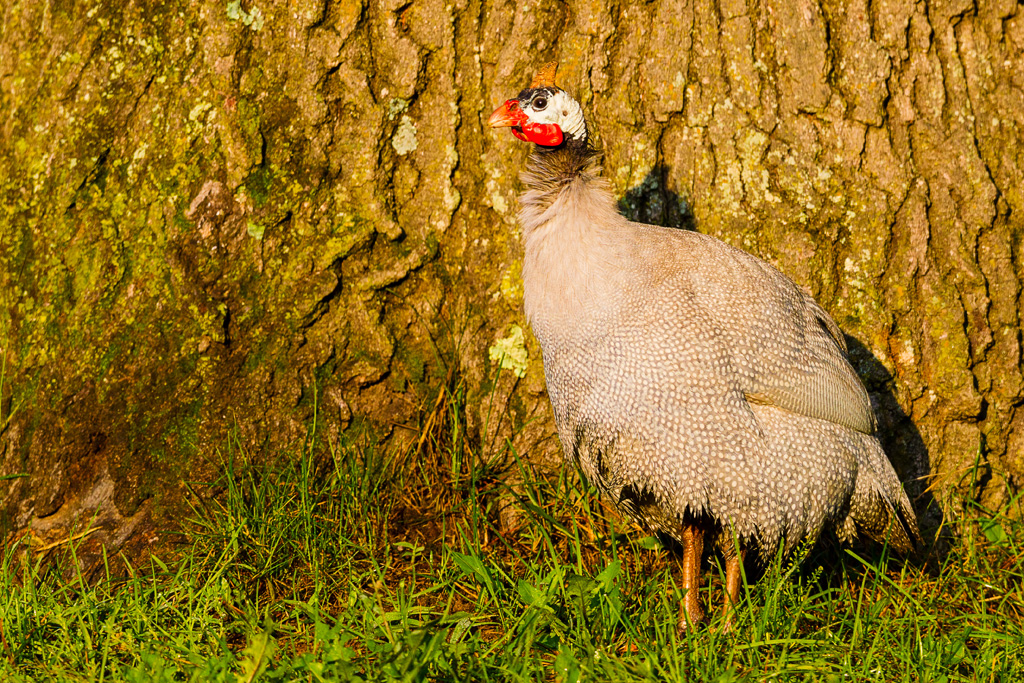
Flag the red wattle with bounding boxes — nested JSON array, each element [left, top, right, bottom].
[[521, 122, 563, 146]]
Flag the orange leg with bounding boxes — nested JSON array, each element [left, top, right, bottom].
[[720, 548, 746, 632], [677, 524, 706, 633]]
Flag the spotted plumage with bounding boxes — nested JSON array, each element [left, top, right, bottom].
[[489, 65, 920, 629]]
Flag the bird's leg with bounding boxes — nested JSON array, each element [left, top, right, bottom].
[[677, 524, 705, 633], [720, 548, 746, 632]]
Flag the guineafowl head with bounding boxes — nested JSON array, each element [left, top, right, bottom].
[[488, 62, 587, 147]]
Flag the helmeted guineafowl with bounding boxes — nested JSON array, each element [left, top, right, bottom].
[[488, 63, 921, 630]]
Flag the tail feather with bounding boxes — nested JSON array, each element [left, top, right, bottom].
[[848, 438, 921, 554]]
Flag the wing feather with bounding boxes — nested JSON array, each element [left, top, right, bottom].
[[681, 234, 876, 435]]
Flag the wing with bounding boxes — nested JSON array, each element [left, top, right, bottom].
[[742, 291, 876, 434], [657, 230, 877, 435]]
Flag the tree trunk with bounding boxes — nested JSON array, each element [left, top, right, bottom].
[[2, 0, 1021, 563]]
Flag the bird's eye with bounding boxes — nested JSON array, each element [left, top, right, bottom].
[[533, 97, 547, 110]]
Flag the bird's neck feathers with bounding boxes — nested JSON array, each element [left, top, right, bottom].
[[518, 138, 601, 232], [517, 140, 630, 339]]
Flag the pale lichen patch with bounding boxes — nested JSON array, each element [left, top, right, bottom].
[[392, 115, 418, 155], [246, 221, 265, 240], [387, 98, 409, 121], [226, 1, 264, 31], [489, 325, 529, 378]]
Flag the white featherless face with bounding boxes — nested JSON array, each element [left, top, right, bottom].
[[518, 88, 588, 142]]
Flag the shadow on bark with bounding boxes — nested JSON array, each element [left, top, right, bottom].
[[617, 166, 695, 231], [846, 335, 942, 544]]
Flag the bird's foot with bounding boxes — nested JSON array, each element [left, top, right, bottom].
[[676, 599, 706, 636], [715, 551, 745, 635]]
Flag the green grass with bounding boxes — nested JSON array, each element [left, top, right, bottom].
[[2, 388, 1024, 681]]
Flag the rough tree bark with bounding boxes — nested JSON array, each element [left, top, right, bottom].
[[1, 0, 1021, 563]]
